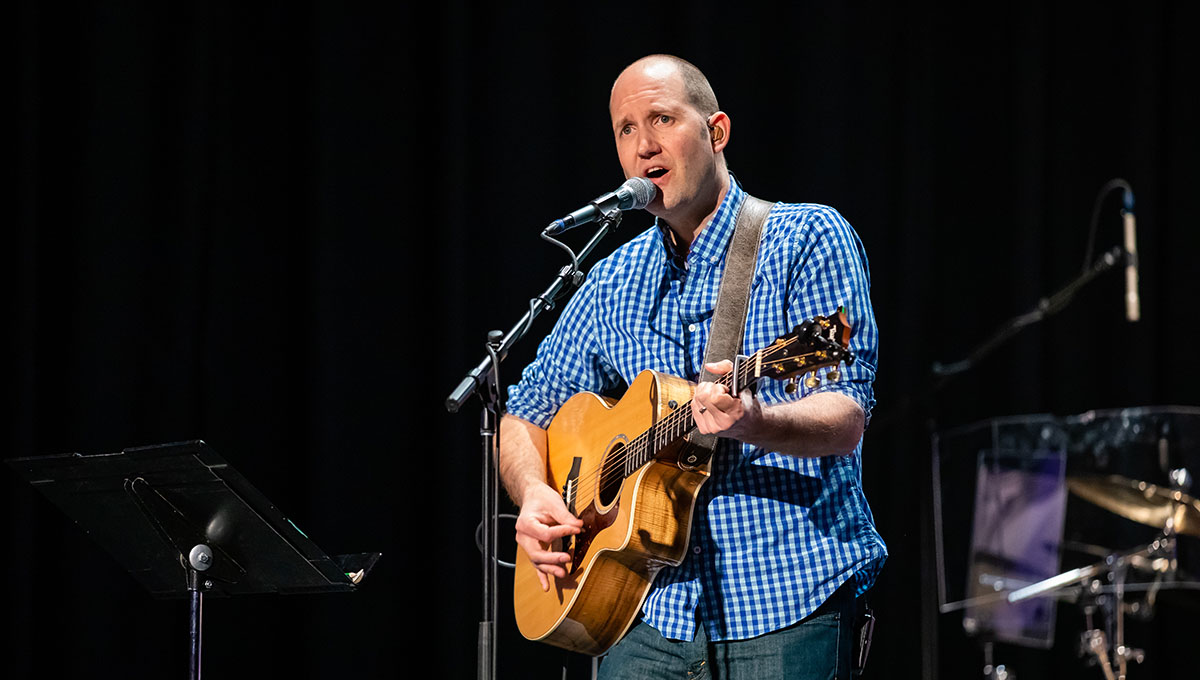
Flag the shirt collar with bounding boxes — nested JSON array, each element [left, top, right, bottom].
[[656, 172, 745, 270]]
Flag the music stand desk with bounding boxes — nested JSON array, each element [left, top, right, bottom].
[[6, 440, 380, 679]]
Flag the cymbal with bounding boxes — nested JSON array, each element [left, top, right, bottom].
[[1067, 474, 1200, 537]]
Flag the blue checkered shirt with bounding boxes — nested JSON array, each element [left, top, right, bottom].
[[506, 174, 887, 642]]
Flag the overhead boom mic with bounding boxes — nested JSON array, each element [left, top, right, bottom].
[[544, 177, 657, 236], [1123, 187, 1140, 322]]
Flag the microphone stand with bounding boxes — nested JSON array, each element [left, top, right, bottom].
[[445, 208, 624, 680], [931, 244, 1129, 381], [875, 244, 1132, 432]]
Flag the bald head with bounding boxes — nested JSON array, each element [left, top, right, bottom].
[[611, 55, 719, 119]]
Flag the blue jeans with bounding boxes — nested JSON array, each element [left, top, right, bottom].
[[597, 584, 856, 680]]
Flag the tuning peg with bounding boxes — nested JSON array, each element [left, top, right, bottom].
[[785, 377, 799, 394], [827, 369, 840, 382], [804, 373, 821, 389]]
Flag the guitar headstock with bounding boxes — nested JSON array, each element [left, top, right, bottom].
[[757, 309, 856, 386]]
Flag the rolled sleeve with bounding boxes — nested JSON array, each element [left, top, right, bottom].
[[783, 206, 878, 423]]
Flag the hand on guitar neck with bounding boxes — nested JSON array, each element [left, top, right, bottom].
[[692, 359, 765, 440], [693, 360, 865, 458]]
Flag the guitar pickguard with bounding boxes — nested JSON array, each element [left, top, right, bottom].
[[560, 452, 620, 573], [568, 499, 619, 574]]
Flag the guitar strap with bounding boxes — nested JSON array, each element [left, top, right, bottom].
[[683, 194, 776, 463]]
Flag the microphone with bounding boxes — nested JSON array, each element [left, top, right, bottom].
[[1123, 187, 1140, 322], [544, 177, 656, 235]]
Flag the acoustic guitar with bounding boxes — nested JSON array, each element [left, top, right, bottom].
[[513, 310, 856, 655]]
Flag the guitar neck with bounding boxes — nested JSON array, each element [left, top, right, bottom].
[[621, 360, 756, 476]]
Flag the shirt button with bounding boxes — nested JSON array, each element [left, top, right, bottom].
[[693, 546, 702, 554], [687, 323, 696, 332]]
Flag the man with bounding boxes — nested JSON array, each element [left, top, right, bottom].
[[500, 54, 886, 679]]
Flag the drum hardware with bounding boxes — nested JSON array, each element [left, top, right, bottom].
[[981, 640, 1014, 680], [933, 409, 1200, 680], [1010, 543, 1159, 680], [1168, 466, 1191, 490], [1061, 541, 1162, 575], [999, 470, 1198, 679], [1078, 627, 1130, 680]]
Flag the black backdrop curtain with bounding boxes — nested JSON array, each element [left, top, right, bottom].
[[7, 2, 1199, 678]]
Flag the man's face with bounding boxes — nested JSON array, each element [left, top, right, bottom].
[[609, 62, 721, 226]]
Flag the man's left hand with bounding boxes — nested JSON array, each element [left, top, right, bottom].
[[692, 360, 763, 439]]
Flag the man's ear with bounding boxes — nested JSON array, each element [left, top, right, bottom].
[[707, 112, 730, 153]]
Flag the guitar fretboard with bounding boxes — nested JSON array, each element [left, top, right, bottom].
[[619, 359, 760, 477]]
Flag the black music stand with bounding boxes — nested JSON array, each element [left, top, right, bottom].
[[6, 440, 381, 680]]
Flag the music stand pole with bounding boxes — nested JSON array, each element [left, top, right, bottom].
[[183, 543, 216, 680], [187, 559, 204, 679]]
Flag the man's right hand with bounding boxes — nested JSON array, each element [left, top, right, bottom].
[[514, 482, 584, 592]]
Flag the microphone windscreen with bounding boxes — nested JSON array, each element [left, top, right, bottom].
[[618, 177, 657, 210]]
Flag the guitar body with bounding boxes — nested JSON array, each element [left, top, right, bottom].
[[513, 369, 710, 656]]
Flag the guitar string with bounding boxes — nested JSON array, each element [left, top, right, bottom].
[[565, 333, 844, 500]]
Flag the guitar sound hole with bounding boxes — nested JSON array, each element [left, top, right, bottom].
[[597, 443, 626, 507]]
